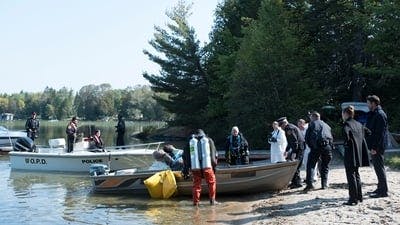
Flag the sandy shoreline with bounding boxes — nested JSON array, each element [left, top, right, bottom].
[[252, 166, 400, 225], [195, 157, 400, 225]]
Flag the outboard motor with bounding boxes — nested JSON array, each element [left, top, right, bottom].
[[89, 164, 109, 176], [13, 137, 36, 152]]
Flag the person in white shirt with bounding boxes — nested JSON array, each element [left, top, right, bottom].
[[268, 121, 287, 163]]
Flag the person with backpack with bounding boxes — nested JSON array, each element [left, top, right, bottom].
[[304, 111, 333, 191]]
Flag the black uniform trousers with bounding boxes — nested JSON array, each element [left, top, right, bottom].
[[67, 136, 74, 153], [290, 149, 304, 186], [306, 145, 332, 188], [345, 165, 362, 201], [116, 133, 125, 146], [27, 132, 36, 141], [371, 153, 388, 194]]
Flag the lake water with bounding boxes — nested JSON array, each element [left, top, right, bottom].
[[0, 121, 261, 225], [0, 154, 262, 225]]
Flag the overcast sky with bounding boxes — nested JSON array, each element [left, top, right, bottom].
[[0, 0, 221, 94]]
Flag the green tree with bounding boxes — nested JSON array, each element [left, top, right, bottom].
[[357, 0, 400, 130], [205, 0, 262, 139], [143, 1, 207, 127], [228, 0, 323, 147], [75, 84, 114, 120], [302, 0, 369, 102]]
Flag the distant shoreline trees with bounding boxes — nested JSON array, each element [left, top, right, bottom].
[[0, 84, 171, 121]]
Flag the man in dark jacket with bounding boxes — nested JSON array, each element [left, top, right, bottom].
[[115, 114, 125, 146], [225, 126, 249, 165], [66, 116, 78, 153], [277, 117, 305, 189], [365, 95, 389, 198], [25, 112, 39, 141], [342, 105, 370, 205], [304, 112, 333, 191]]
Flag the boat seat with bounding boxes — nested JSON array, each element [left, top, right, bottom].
[[48, 138, 66, 148]]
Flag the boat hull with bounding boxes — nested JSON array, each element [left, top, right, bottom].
[[92, 160, 299, 195], [9, 150, 155, 173]]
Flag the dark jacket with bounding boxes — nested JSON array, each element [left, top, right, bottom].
[[284, 123, 305, 153], [182, 136, 218, 175], [305, 119, 333, 150], [365, 105, 388, 154], [343, 118, 370, 167], [115, 119, 125, 135], [225, 133, 249, 156], [25, 117, 39, 134]]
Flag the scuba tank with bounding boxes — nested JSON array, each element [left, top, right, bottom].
[[199, 136, 212, 168], [189, 134, 212, 170], [189, 135, 201, 170]]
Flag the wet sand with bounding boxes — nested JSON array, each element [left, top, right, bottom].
[[194, 159, 400, 225]]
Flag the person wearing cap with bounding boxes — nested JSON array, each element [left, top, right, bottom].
[[365, 95, 389, 198], [277, 117, 305, 189], [182, 129, 218, 206], [304, 111, 333, 191], [66, 116, 78, 153], [115, 114, 125, 147], [25, 112, 40, 141], [225, 126, 249, 165], [91, 129, 105, 151]]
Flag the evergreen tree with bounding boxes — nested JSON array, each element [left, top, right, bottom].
[[143, 1, 207, 127], [303, 0, 369, 102], [228, 0, 323, 146], [205, 0, 262, 140], [358, 0, 400, 130]]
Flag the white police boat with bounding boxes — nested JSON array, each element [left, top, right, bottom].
[[9, 136, 163, 173]]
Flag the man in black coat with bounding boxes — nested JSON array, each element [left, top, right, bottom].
[[304, 112, 333, 191], [115, 114, 125, 146], [342, 105, 370, 205], [365, 95, 389, 198], [25, 112, 39, 141], [278, 117, 305, 189]]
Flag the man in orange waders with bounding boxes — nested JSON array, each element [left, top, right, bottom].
[[183, 129, 218, 206]]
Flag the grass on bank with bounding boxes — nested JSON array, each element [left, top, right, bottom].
[[386, 156, 400, 169]]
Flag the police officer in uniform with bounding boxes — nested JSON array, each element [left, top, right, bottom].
[[25, 112, 40, 141], [225, 126, 249, 165], [66, 116, 78, 153], [277, 117, 305, 189], [342, 105, 370, 205], [365, 95, 389, 198], [182, 129, 218, 206], [115, 114, 125, 146], [304, 112, 333, 191]]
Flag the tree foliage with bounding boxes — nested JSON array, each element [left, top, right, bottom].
[[143, 1, 208, 127], [143, 0, 400, 147], [0, 85, 168, 122]]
